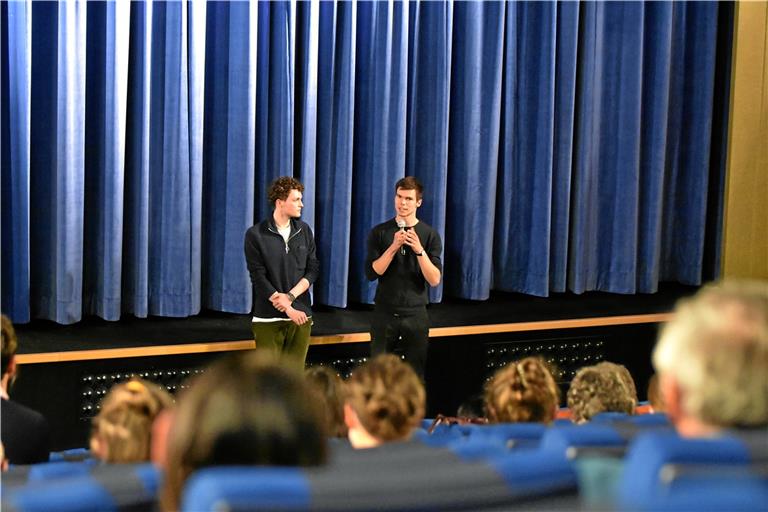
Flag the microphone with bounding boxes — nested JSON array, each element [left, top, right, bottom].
[[397, 220, 406, 255]]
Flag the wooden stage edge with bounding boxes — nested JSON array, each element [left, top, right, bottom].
[[16, 313, 673, 365]]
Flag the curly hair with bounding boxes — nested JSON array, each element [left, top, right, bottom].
[[484, 357, 560, 424], [91, 378, 173, 463], [345, 354, 425, 443], [267, 176, 304, 205], [567, 364, 636, 423], [305, 366, 348, 438], [1, 314, 18, 377]]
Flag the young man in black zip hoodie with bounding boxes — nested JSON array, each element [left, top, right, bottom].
[[244, 177, 319, 367]]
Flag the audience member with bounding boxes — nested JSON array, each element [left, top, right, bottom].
[[653, 280, 768, 437], [595, 361, 638, 405], [161, 351, 327, 511], [1, 314, 50, 464], [567, 363, 636, 423], [90, 378, 173, 463], [484, 357, 559, 424], [344, 354, 425, 449], [646, 374, 665, 413], [305, 365, 348, 438]]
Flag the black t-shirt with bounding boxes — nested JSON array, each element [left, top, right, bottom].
[[365, 218, 442, 313]]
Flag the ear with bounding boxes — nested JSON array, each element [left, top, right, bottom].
[[344, 403, 360, 430], [659, 373, 682, 422], [416, 198, 422, 208]]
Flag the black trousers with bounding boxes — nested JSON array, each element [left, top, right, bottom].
[[370, 307, 429, 379]]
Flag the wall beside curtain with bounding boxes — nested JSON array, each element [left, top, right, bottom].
[[1, 1, 732, 324]]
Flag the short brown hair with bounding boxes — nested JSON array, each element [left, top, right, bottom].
[[1, 315, 18, 377], [345, 354, 425, 442], [484, 357, 560, 424], [91, 378, 173, 463], [305, 366, 348, 438], [268, 176, 304, 205], [395, 176, 423, 200], [567, 364, 636, 423]]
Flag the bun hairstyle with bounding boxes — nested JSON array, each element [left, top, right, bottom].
[[91, 378, 173, 463], [567, 363, 636, 423], [346, 354, 425, 442], [484, 357, 560, 424]]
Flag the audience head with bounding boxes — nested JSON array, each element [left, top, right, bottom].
[[567, 363, 636, 423], [344, 354, 425, 449], [484, 357, 560, 424], [305, 365, 348, 438], [162, 351, 327, 511], [90, 378, 173, 463], [1, 314, 18, 385], [653, 280, 768, 437]]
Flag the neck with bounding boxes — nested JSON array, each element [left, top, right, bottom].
[[273, 211, 291, 229], [674, 415, 722, 438], [396, 214, 418, 227], [347, 426, 382, 450]]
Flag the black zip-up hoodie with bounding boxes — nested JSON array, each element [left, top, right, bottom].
[[244, 218, 319, 318]]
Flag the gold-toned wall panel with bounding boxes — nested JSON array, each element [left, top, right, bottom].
[[722, 2, 768, 279]]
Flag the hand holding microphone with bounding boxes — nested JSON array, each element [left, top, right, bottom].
[[397, 220, 407, 255]]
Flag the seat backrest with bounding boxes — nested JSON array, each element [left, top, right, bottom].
[[618, 431, 753, 511], [631, 478, 768, 512], [181, 467, 310, 511], [539, 424, 625, 459], [181, 441, 578, 511], [2, 463, 161, 512]]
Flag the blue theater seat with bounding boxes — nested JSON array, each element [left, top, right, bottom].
[[181, 440, 578, 511], [539, 424, 626, 459], [617, 431, 761, 511], [2, 463, 161, 512]]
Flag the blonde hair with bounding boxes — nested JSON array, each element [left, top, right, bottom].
[[653, 280, 768, 428], [345, 354, 425, 442], [567, 364, 636, 423], [91, 378, 173, 463], [484, 357, 560, 424], [161, 351, 327, 512]]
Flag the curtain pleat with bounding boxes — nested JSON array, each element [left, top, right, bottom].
[[313, 1, 356, 307], [202, 1, 257, 313], [83, 0, 130, 320], [445, 1, 505, 299], [1, 0, 731, 323], [1, 0, 32, 322]]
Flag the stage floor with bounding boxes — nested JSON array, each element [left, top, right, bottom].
[[14, 283, 698, 355]]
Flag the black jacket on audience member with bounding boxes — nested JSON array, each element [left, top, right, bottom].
[[1, 398, 51, 464]]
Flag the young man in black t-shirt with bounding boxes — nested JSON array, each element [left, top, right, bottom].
[[365, 177, 442, 378]]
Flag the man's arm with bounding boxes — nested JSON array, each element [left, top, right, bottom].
[[405, 228, 442, 287], [244, 228, 278, 298], [367, 226, 406, 279], [272, 227, 318, 312]]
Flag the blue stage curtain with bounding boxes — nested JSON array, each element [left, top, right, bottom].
[[1, 0, 729, 324], [1, 0, 32, 322]]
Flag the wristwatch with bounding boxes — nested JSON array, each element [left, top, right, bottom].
[[287, 292, 296, 302], [415, 251, 424, 256]]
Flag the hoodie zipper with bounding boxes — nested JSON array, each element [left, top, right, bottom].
[[268, 225, 303, 254]]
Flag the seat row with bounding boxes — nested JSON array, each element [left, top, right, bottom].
[[3, 415, 766, 511]]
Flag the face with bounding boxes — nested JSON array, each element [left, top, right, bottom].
[[276, 189, 303, 218], [394, 187, 421, 219]]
